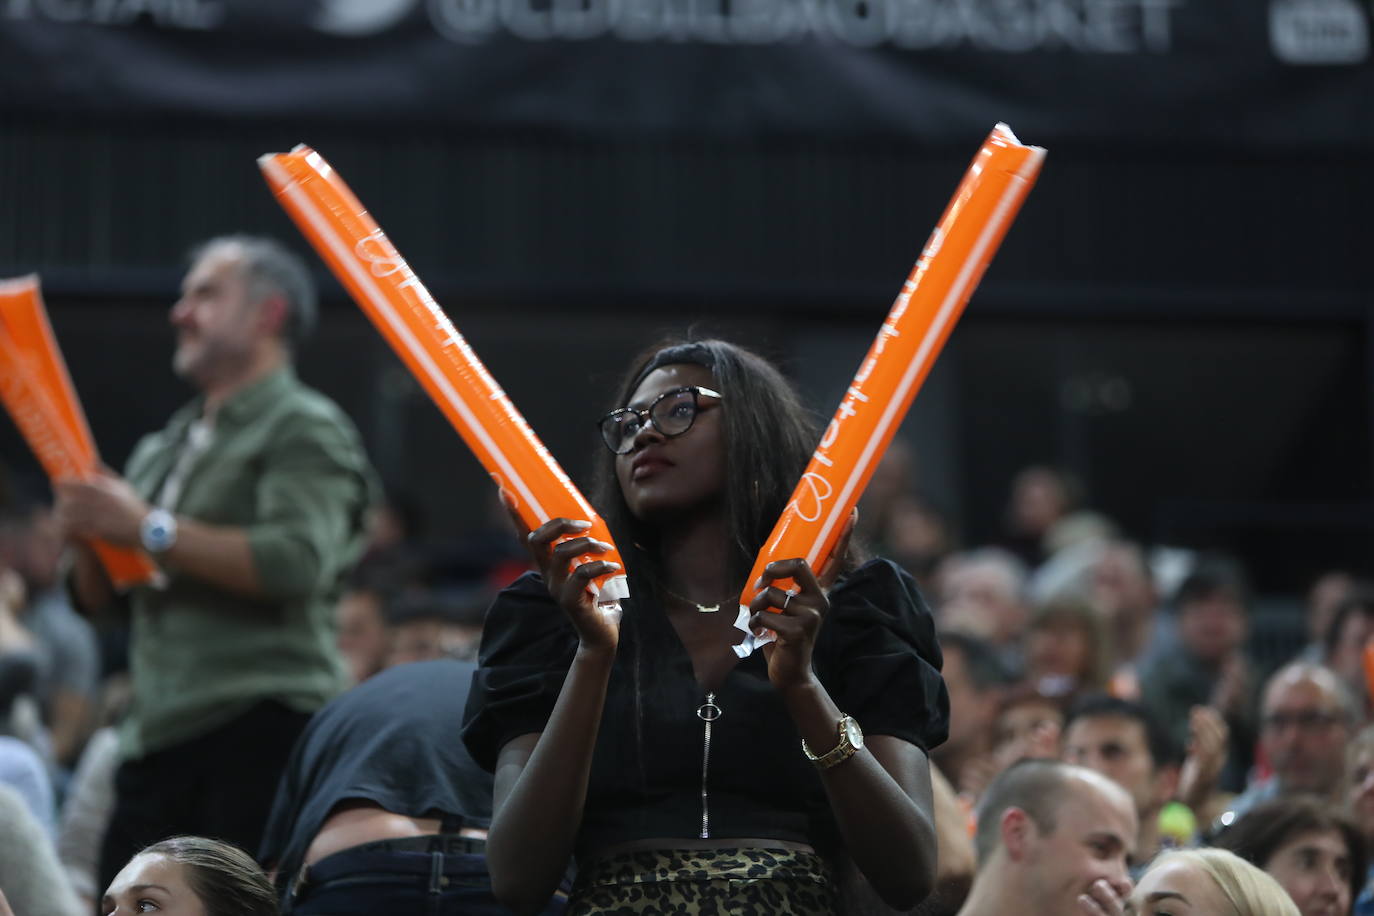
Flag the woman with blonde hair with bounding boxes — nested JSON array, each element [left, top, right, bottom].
[[1130, 848, 1298, 916]]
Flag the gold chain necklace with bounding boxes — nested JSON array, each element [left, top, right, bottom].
[[662, 584, 734, 614]]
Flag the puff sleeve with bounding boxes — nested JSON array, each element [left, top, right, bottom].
[[815, 559, 949, 752], [461, 572, 578, 772]]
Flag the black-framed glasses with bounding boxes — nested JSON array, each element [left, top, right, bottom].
[[597, 386, 722, 455]]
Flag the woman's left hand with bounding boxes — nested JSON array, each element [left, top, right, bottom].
[[750, 557, 828, 690], [750, 510, 856, 691]]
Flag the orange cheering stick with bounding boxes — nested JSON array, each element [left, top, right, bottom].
[[739, 124, 1045, 646], [0, 276, 160, 590], [259, 146, 628, 610], [1364, 643, 1374, 709]]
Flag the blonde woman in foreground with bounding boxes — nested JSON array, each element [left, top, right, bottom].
[[1129, 848, 1299, 916]]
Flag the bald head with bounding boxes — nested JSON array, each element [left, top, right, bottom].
[[1263, 663, 1357, 722], [974, 759, 1136, 865], [1261, 663, 1357, 796]]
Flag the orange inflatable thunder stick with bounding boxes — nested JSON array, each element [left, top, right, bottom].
[[1364, 643, 1374, 709], [0, 276, 159, 589], [740, 125, 1045, 637], [259, 146, 628, 610]]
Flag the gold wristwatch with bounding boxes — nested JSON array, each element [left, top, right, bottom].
[[803, 714, 864, 770]]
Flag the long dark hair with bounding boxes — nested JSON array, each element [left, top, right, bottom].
[[591, 337, 824, 601]]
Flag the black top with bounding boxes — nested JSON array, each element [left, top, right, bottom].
[[462, 558, 947, 854], [259, 659, 494, 903]]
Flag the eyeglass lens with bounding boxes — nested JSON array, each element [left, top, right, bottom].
[[603, 388, 699, 453]]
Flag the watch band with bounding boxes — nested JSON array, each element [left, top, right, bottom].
[[802, 714, 862, 770]]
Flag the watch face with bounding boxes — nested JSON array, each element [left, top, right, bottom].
[[844, 718, 864, 750]]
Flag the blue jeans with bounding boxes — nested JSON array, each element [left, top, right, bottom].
[[289, 836, 566, 915]]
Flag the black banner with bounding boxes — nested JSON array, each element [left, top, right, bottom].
[[1, 0, 1371, 147]]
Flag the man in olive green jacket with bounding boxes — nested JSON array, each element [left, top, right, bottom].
[[56, 235, 375, 891]]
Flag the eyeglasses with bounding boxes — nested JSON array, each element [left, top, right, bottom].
[[597, 386, 722, 455], [1261, 711, 1346, 733]]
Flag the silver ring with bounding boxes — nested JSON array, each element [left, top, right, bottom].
[[782, 593, 792, 610]]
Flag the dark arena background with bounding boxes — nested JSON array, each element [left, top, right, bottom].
[[2, 0, 1372, 604]]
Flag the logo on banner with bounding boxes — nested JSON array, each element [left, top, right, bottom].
[[428, 0, 1184, 49], [1269, 0, 1369, 63], [3, 0, 1185, 49], [314, 0, 419, 35]]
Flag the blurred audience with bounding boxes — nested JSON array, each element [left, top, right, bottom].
[[0, 503, 100, 768], [0, 783, 82, 916], [1024, 599, 1112, 701], [385, 591, 486, 667], [881, 493, 957, 590], [937, 547, 1030, 673], [1323, 590, 1374, 720], [1215, 797, 1364, 916], [1140, 555, 1257, 792], [0, 381, 1371, 915], [1300, 571, 1360, 664], [931, 630, 1011, 791]]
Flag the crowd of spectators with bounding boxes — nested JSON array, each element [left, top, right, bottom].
[[1, 378, 1371, 914]]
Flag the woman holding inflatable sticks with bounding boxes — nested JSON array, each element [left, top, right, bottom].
[[463, 338, 948, 914]]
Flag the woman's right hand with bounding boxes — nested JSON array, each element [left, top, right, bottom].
[[520, 516, 622, 653]]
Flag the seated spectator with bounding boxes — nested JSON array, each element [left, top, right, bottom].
[[335, 550, 429, 686], [1214, 797, 1364, 916], [956, 759, 1136, 916], [385, 591, 486, 666], [1346, 725, 1374, 914], [1299, 570, 1359, 664], [0, 502, 101, 767], [1226, 663, 1357, 820], [881, 493, 956, 589], [0, 734, 56, 837], [0, 783, 82, 916], [1062, 694, 1183, 871], [257, 659, 560, 914], [961, 682, 1066, 799], [334, 583, 391, 687], [1323, 590, 1374, 720], [1025, 599, 1112, 701], [1030, 538, 1173, 699], [999, 465, 1076, 568], [1129, 847, 1298, 916], [999, 465, 1116, 569], [938, 547, 1031, 673], [933, 630, 1011, 791], [0, 567, 39, 748], [926, 764, 978, 916], [1140, 555, 1256, 792], [57, 725, 120, 911], [104, 836, 276, 916]]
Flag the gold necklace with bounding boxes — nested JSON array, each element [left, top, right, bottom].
[[662, 584, 734, 614]]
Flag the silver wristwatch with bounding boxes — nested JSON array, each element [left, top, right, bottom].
[[139, 508, 178, 555]]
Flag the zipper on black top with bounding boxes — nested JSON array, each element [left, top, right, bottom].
[[696, 692, 722, 839]]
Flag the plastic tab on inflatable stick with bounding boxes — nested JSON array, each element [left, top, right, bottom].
[[258, 146, 627, 611], [735, 124, 1045, 657], [0, 275, 160, 590]]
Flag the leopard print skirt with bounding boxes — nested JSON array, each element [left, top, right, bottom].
[[568, 847, 839, 915]]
